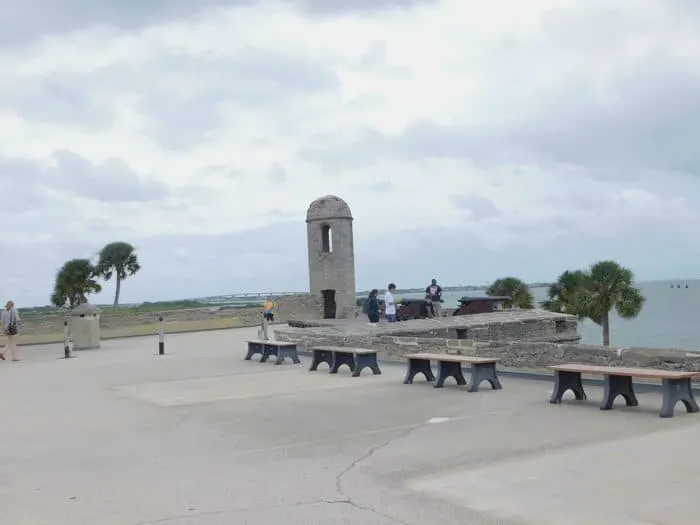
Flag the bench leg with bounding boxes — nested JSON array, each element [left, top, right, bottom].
[[260, 344, 278, 363], [434, 361, 467, 388], [330, 351, 355, 374], [467, 362, 502, 392], [309, 350, 333, 371], [660, 378, 699, 418], [245, 342, 263, 361], [275, 345, 300, 365], [403, 358, 435, 384], [600, 374, 639, 410], [549, 370, 587, 403], [352, 353, 381, 377]]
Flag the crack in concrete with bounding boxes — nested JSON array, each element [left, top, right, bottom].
[[333, 424, 424, 525]]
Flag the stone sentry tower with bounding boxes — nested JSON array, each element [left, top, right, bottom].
[[306, 195, 356, 319]]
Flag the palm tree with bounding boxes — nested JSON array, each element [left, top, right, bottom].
[[51, 258, 102, 308], [541, 270, 589, 319], [486, 277, 534, 309], [577, 260, 645, 346], [96, 242, 141, 307]]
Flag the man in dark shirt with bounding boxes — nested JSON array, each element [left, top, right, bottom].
[[425, 279, 443, 317]]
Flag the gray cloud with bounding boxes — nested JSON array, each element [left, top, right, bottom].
[[450, 194, 499, 219], [0, 77, 112, 128], [267, 164, 287, 183], [301, 50, 700, 180], [50, 150, 170, 202], [0, 0, 248, 46], [131, 53, 340, 149], [2, 48, 341, 148], [0, 153, 169, 205], [0, 0, 435, 46]]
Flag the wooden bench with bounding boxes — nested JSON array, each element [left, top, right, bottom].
[[404, 353, 502, 392], [245, 340, 300, 365], [309, 346, 381, 377], [548, 363, 700, 418]]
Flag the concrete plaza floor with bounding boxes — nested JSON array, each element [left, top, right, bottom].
[[0, 327, 698, 524]]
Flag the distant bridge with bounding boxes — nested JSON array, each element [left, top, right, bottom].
[[219, 292, 307, 298]]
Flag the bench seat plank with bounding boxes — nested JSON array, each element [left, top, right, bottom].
[[549, 363, 699, 380], [246, 340, 297, 347], [549, 363, 700, 418], [312, 346, 378, 355], [406, 352, 499, 364]]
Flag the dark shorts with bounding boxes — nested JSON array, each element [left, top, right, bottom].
[[263, 312, 274, 322]]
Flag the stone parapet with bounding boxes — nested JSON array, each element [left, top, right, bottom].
[[273, 328, 700, 372]]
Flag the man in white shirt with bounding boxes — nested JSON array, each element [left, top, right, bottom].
[[384, 283, 397, 323]]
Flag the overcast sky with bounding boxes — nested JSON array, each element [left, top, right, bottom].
[[1, 0, 699, 306]]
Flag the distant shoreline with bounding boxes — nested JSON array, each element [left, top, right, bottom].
[[16, 280, 694, 315]]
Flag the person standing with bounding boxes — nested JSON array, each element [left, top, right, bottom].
[[365, 289, 380, 325], [384, 283, 397, 323], [262, 297, 276, 324], [421, 294, 435, 318], [425, 279, 443, 317], [0, 300, 20, 361]]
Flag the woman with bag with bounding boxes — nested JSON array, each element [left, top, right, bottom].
[[365, 289, 380, 325], [1, 300, 21, 361]]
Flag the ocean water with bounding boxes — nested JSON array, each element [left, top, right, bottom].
[[394, 280, 700, 350]]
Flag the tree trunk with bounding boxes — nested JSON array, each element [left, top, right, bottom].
[[113, 277, 121, 308], [602, 310, 610, 346]]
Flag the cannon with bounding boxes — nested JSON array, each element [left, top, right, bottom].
[[397, 299, 434, 321], [452, 296, 510, 316]]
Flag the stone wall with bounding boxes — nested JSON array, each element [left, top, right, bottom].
[[382, 316, 579, 343], [273, 330, 700, 372]]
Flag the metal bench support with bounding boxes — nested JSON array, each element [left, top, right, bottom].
[[352, 352, 381, 377], [245, 342, 264, 361], [403, 358, 435, 384], [309, 349, 333, 371], [330, 351, 355, 374], [660, 378, 699, 418], [468, 362, 502, 392], [549, 370, 587, 403], [274, 344, 300, 365], [601, 374, 638, 410], [260, 344, 278, 363], [434, 360, 467, 388]]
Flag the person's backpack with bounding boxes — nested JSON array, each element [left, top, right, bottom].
[[362, 298, 370, 314]]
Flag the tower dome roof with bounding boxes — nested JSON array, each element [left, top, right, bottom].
[[306, 195, 353, 222]]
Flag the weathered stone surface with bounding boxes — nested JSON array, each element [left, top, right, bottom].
[[283, 310, 580, 343]]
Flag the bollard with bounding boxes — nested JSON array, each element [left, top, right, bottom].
[[158, 315, 165, 355], [63, 320, 73, 359], [261, 314, 269, 341]]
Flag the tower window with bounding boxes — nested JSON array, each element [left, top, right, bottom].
[[321, 225, 332, 252]]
